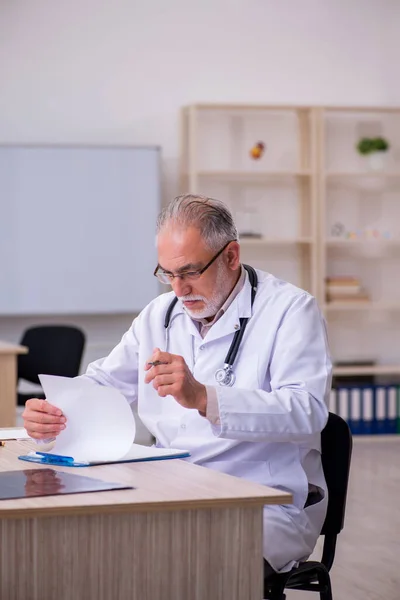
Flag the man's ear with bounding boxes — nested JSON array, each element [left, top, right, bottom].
[[226, 241, 241, 270]]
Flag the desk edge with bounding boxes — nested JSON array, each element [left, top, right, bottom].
[[0, 493, 292, 519]]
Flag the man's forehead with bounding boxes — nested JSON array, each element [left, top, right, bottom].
[[157, 227, 208, 270], [157, 226, 207, 255]]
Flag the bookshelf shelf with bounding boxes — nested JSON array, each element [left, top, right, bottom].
[[333, 365, 400, 376], [190, 103, 309, 112], [240, 237, 314, 246], [325, 171, 400, 179], [324, 302, 400, 311], [195, 170, 312, 181], [326, 239, 400, 246]]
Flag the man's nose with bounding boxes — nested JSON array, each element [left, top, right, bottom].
[[171, 276, 191, 297]]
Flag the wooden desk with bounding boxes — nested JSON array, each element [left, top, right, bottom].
[[0, 441, 292, 600], [0, 342, 28, 427]]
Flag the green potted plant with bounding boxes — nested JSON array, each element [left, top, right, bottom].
[[356, 136, 390, 171]]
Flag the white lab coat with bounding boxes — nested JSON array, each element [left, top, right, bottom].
[[84, 269, 332, 572]]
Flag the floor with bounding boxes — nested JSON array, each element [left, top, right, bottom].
[[286, 436, 400, 600]]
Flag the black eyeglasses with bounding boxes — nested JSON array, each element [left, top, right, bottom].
[[154, 240, 236, 285]]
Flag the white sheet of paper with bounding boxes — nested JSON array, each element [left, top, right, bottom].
[[39, 374, 136, 463], [120, 444, 188, 461], [0, 428, 30, 440]]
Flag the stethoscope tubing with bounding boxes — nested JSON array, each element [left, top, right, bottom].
[[163, 264, 258, 386]]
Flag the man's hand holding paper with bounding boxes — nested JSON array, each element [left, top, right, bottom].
[[22, 398, 66, 440]]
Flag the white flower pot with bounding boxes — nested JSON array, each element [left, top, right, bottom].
[[367, 152, 386, 172]]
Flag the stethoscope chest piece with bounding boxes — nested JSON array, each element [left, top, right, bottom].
[[215, 366, 236, 387]]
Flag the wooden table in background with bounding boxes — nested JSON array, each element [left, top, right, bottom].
[[0, 342, 28, 427], [0, 441, 292, 600]]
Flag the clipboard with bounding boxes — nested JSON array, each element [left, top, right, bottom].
[[18, 445, 190, 468]]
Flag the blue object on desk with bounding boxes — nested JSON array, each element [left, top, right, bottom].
[[18, 449, 191, 468], [35, 452, 75, 464], [19, 452, 94, 467]]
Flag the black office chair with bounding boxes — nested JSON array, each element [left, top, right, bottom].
[[264, 412, 353, 600], [17, 325, 86, 406]]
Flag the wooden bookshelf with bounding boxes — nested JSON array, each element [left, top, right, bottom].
[[180, 104, 318, 295], [180, 104, 400, 377]]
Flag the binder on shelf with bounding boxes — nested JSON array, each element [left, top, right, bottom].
[[397, 386, 400, 434], [388, 386, 397, 434], [338, 387, 349, 423], [329, 384, 400, 435], [350, 387, 362, 435], [363, 387, 374, 435], [375, 387, 387, 435]]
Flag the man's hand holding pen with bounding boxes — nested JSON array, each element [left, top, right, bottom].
[[144, 347, 207, 413]]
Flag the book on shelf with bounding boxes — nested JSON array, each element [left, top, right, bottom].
[[326, 276, 360, 284], [327, 293, 370, 303], [326, 278, 361, 293], [327, 285, 362, 295], [326, 275, 369, 302]]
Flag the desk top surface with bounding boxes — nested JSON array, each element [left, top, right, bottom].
[[0, 341, 28, 355], [0, 441, 292, 519]]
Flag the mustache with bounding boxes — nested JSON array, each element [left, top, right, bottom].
[[178, 295, 206, 302]]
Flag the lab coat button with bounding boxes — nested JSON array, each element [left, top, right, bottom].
[[234, 324, 239, 330], [181, 423, 186, 429], [199, 345, 205, 350]]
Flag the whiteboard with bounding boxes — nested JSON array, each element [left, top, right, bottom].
[[0, 145, 161, 315]]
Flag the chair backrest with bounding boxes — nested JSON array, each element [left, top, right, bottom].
[[18, 325, 85, 384], [321, 412, 353, 536]]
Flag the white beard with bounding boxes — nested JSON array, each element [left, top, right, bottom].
[[179, 261, 233, 320]]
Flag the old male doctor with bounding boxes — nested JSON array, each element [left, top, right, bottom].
[[23, 194, 332, 575]]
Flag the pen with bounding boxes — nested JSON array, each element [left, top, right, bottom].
[[147, 360, 168, 367]]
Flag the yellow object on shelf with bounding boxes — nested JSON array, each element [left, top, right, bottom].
[[249, 141, 265, 159]]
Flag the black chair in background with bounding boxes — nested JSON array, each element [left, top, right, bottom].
[[264, 412, 353, 600], [17, 325, 85, 406]]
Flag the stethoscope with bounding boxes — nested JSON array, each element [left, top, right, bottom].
[[163, 264, 258, 387]]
